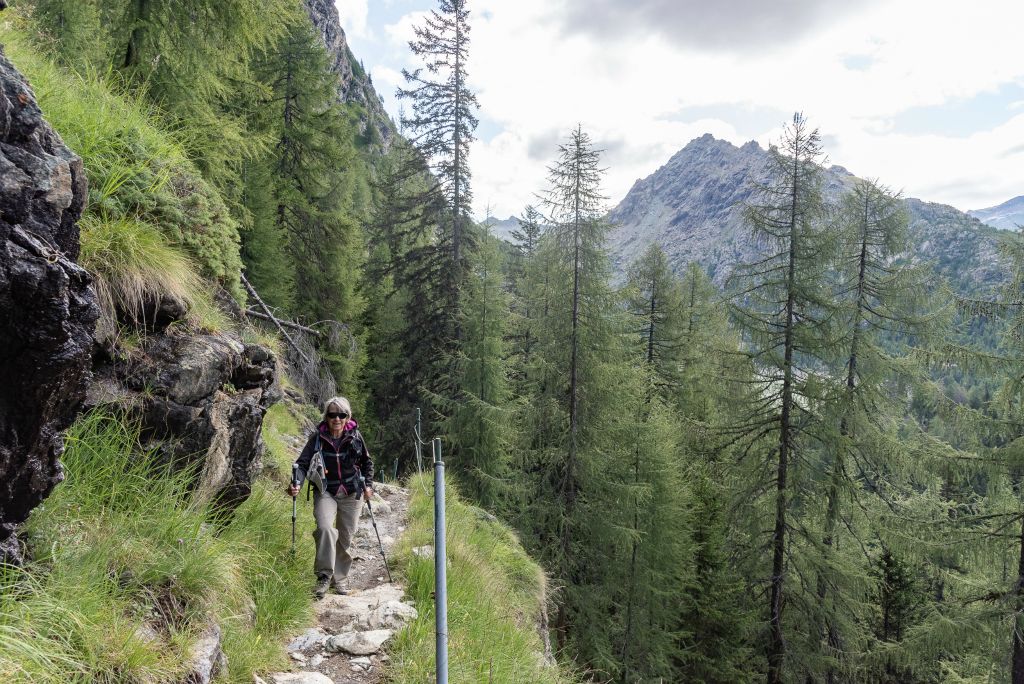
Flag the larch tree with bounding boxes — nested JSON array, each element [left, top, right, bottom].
[[361, 141, 450, 461], [624, 244, 686, 395], [812, 178, 942, 681], [725, 112, 836, 684], [96, 0, 293, 195], [515, 126, 626, 662], [439, 229, 512, 508], [245, 15, 365, 388], [507, 204, 548, 399], [397, 0, 479, 297], [26, 0, 108, 69]]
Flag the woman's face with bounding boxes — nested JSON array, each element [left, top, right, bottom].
[[326, 403, 349, 428]]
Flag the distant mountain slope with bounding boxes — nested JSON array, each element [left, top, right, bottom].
[[969, 195, 1024, 231], [303, 0, 396, 151], [607, 134, 1007, 292], [483, 216, 521, 242]]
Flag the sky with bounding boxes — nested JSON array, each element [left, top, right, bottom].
[[336, 0, 1024, 221]]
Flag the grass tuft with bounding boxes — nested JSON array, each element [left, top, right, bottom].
[[0, 13, 245, 308], [385, 474, 578, 683], [79, 215, 205, 338], [0, 409, 316, 683]]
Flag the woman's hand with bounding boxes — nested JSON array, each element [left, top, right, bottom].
[[287, 483, 300, 497], [364, 486, 374, 500]]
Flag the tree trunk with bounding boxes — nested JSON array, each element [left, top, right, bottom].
[[768, 147, 801, 684], [123, 0, 149, 69], [558, 136, 584, 653], [1011, 514, 1024, 683]]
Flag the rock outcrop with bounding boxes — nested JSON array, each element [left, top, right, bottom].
[[302, 0, 396, 151], [0, 48, 99, 562], [90, 328, 280, 512]]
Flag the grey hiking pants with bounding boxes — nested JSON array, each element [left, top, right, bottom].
[[312, 489, 363, 582]]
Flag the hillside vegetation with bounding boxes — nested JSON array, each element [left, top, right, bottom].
[[0, 405, 315, 683], [387, 474, 575, 683]]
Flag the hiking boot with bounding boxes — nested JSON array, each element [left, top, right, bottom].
[[331, 578, 349, 595], [313, 575, 330, 600]]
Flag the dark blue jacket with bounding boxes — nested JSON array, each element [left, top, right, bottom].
[[295, 421, 374, 496]]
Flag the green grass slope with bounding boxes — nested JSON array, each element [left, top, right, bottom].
[[0, 405, 314, 683], [386, 474, 578, 684], [1, 12, 243, 332]]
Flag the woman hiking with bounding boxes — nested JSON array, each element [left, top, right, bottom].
[[288, 396, 374, 599]]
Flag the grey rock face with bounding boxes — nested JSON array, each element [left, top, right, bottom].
[[0, 49, 99, 563], [90, 331, 280, 512], [183, 623, 227, 684], [608, 134, 1005, 291], [302, 0, 396, 151]]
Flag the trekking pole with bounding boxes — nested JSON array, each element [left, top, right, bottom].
[[291, 464, 299, 557], [361, 477, 393, 583]]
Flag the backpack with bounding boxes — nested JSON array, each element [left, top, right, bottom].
[[305, 434, 328, 496]]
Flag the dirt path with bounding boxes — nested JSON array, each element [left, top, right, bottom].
[[268, 481, 413, 684]]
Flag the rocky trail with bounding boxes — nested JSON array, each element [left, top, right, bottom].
[[260, 434, 416, 684]]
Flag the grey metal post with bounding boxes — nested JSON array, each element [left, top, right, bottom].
[[432, 437, 448, 684]]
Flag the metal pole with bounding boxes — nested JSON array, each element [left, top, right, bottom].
[[415, 408, 424, 472], [433, 438, 448, 684]]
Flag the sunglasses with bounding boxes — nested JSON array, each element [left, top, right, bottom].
[[326, 412, 349, 420]]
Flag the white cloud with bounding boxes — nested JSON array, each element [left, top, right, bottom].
[[380, 0, 1024, 218], [334, 0, 370, 39]]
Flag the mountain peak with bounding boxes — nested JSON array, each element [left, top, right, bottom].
[[606, 134, 1004, 290], [969, 195, 1024, 230]]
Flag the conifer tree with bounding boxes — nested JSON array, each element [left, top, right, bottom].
[[624, 244, 685, 394], [397, 0, 480, 292], [605, 378, 690, 682], [27, 0, 107, 69], [245, 16, 364, 387], [97, 0, 293, 194], [362, 142, 451, 460], [811, 178, 940, 680], [439, 230, 511, 508], [726, 112, 835, 683], [513, 126, 634, 669], [675, 262, 736, 422], [939, 233, 1024, 684], [507, 204, 545, 389]]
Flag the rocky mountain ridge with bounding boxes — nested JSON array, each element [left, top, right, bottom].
[[970, 195, 1024, 231], [303, 0, 396, 151], [607, 134, 1006, 291]]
